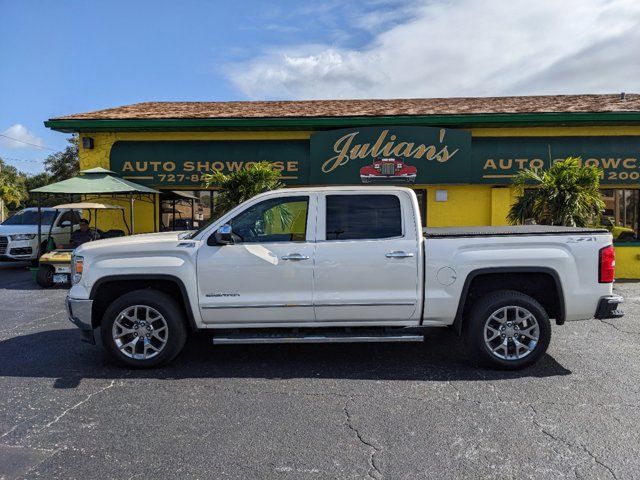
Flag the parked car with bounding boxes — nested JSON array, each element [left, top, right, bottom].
[[360, 158, 417, 183], [0, 207, 81, 263], [66, 187, 623, 370]]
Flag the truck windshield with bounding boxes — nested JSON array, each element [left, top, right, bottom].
[[2, 210, 57, 226]]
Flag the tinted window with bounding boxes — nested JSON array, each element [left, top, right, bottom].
[[2, 210, 57, 225], [229, 196, 308, 243], [326, 195, 402, 240]]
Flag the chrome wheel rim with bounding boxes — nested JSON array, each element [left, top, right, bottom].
[[112, 305, 169, 360], [484, 306, 540, 361]]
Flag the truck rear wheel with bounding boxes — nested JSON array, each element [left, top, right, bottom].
[[100, 289, 188, 368], [465, 290, 551, 370]]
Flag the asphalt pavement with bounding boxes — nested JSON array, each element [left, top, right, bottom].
[[0, 261, 639, 479]]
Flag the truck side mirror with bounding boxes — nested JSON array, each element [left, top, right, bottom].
[[214, 224, 234, 245], [60, 221, 72, 228]]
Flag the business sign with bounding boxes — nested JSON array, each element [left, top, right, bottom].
[[309, 126, 472, 184], [110, 140, 309, 186], [109, 134, 640, 188], [473, 136, 640, 184]]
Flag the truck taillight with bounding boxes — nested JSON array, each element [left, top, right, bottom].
[[599, 245, 615, 283]]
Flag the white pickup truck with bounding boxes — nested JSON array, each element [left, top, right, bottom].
[[66, 187, 623, 370]]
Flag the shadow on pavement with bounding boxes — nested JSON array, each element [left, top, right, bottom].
[[0, 262, 41, 291], [0, 263, 71, 291], [0, 261, 30, 270], [0, 328, 571, 387]]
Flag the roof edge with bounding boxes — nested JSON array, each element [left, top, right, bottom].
[[44, 112, 640, 133]]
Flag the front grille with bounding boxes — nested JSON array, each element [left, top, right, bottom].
[[381, 162, 395, 175], [0, 236, 7, 255], [9, 247, 32, 256]]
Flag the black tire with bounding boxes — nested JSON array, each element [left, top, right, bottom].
[[101, 289, 188, 368], [36, 265, 55, 288], [465, 290, 551, 370]]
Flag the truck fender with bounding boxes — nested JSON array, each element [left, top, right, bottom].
[[89, 274, 199, 332], [451, 267, 566, 334]]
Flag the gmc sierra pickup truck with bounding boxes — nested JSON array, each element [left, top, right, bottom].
[[66, 187, 623, 370]]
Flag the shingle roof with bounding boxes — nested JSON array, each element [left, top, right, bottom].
[[51, 94, 640, 120]]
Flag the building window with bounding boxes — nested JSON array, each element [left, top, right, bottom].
[[601, 189, 639, 241]]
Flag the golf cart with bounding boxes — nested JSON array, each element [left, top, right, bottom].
[[36, 202, 129, 288], [29, 167, 160, 287]]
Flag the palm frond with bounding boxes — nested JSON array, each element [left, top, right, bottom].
[[201, 161, 284, 216], [508, 157, 604, 227]]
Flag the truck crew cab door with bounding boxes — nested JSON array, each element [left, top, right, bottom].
[[313, 191, 421, 323], [196, 194, 316, 325]]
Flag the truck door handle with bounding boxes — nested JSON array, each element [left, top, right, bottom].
[[281, 253, 310, 261], [385, 251, 414, 258]]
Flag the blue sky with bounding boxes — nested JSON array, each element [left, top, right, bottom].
[[0, 0, 389, 173], [1, 0, 638, 174]]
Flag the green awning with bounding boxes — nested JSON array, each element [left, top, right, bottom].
[[31, 168, 159, 195]]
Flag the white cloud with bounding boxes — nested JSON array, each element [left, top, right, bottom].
[[228, 0, 640, 99], [0, 124, 45, 150]]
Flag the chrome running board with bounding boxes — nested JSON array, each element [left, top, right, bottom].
[[212, 332, 424, 345]]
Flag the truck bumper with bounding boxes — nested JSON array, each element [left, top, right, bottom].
[[594, 295, 624, 320], [66, 295, 95, 344]]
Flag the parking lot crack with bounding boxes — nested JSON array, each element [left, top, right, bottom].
[[343, 396, 382, 480], [0, 414, 41, 439], [598, 318, 639, 336], [578, 443, 619, 480], [529, 405, 618, 480], [39, 379, 116, 431], [0, 310, 65, 339]]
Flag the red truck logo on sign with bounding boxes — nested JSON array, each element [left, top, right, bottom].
[[359, 158, 417, 183]]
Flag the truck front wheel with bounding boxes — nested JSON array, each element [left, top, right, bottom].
[[465, 290, 551, 370], [100, 289, 188, 368]]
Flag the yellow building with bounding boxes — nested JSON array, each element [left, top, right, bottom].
[[45, 94, 640, 278]]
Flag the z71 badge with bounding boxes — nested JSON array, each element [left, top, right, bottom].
[[566, 237, 596, 243]]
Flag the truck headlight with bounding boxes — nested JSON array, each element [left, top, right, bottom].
[[9, 234, 36, 241], [72, 256, 84, 284]]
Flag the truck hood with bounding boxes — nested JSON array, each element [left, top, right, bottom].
[[75, 231, 190, 255], [0, 225, 40, 236]]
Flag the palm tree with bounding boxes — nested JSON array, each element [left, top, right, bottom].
[[508, 157, 604, 227], [203, 161, 284, 215], [202, 161, 296, 228]]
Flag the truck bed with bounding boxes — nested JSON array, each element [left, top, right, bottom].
[[423, 225, 609, 238]]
